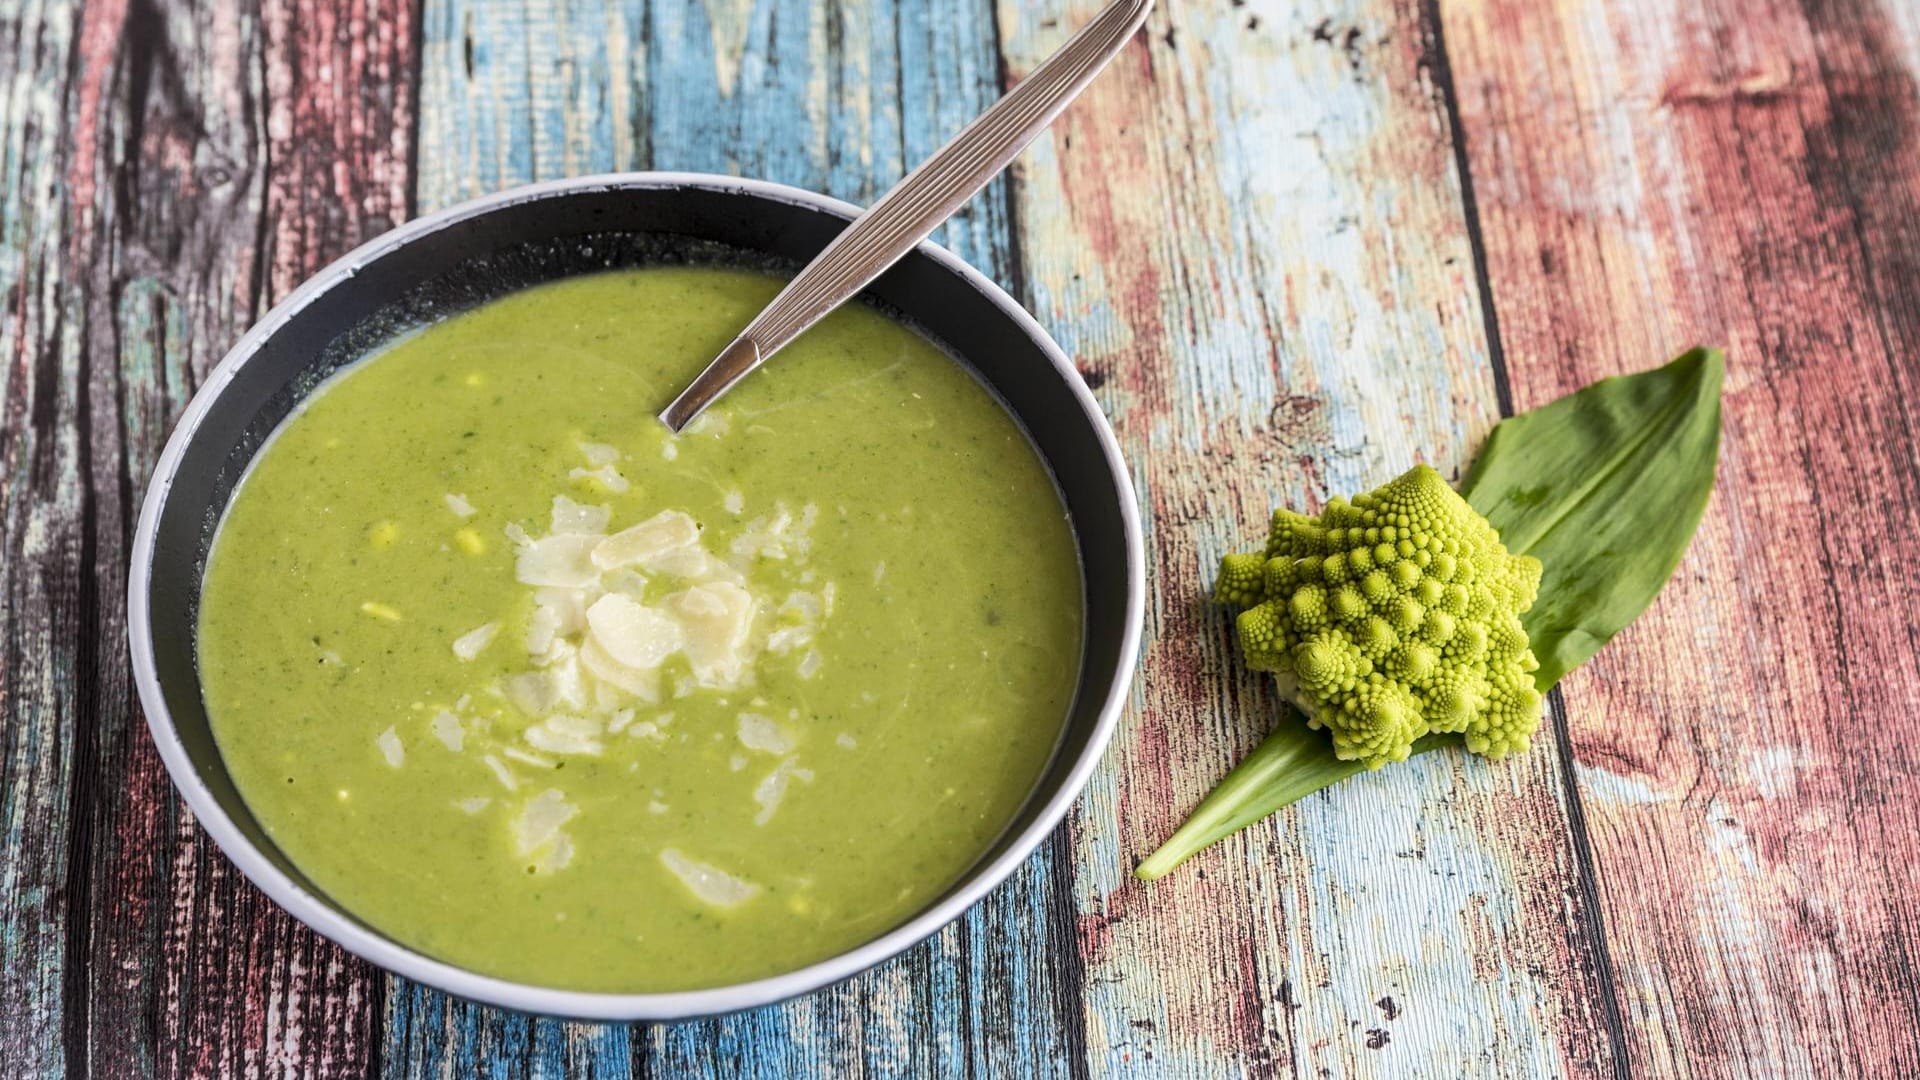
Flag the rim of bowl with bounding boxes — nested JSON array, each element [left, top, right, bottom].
[[126, 172, 1146, 1021]]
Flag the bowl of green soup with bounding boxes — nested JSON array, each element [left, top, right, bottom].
[[128, 173, 1143, 1019]]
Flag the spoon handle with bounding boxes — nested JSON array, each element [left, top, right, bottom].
[[660, 0, 1154, 431]]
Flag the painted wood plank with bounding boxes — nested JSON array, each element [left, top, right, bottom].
[[1440, 0, 1920, 1076], [994, 0, 1634, 1075], [1, 3, 87, 1072], [0, 0, 417, 1075], [400, 2, 1082, 1075]]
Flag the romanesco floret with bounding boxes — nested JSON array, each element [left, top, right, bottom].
[[1215, 464, 1544, 768]]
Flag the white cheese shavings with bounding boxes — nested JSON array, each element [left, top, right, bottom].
[[836, 732, 858, 749], [430, 710, 466, 752], [502, 747, 557, 769], [505, 671, 560, 716], [444, 493, 478, 519], [669, 582, 756, 688], [737, 713, 793, 755], [661, 441, 679, 461], [586, 593, 685, 670], [569, 464, 631, 493], [376, 727, 404, 767], [797, 650, 823, 679], [483, 754, 517, 791], [550, 495, 611, 536], [512, 789, 578, 873], [524, 715, 605, 756], [766, 625, 812, 656], [730, 507, 798, 561], [577, 440, 620, 466], [513, 534, 601, 588], [454, 797, 491, 814], [525, 604, 560, 656], [753, 758, 815, 825], [592, 510, 700, 571], [532, 588, 590, 635], [602, 568, 648, 596], [579, 636, 663, 703], [647, 545, 732, 582], [660, 848, 760, 908], [452, 622, 498, 662], [723, 491, 745, 515], [542, 644, 587, 709]]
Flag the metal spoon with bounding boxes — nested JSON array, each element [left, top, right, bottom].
[[658, 0, 1154, 432]]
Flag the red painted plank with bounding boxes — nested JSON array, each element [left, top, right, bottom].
[[1442, 0, 1920, 1075], [23, 0, 417, 1074]]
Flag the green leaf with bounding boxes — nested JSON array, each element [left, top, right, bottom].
[[1134, 729, 1458, 881], [1136, 347, 1723, 881], [1462, 347, 1723, 688]]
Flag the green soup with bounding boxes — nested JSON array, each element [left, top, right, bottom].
[[198, 267, 1083, 991]]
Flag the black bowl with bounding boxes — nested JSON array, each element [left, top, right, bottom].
[[128, 173, 1144, 1019]]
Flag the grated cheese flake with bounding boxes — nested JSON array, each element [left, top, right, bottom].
[[550, 495, 611, 535], [513, 534, 601, 588], [586, 593, 684, 671], [592, 509, 700, 571], [580, 635, 663, 703], [512, 789, 578, 873], [669, 582, 757, 688], [569, 464, 631, 493], [444, 493, 478, 519], [376, 726, 404, 767], [524, 717, 604, 757], [452, 622, 498, 662], [483, 754, 518, 791], [736, 713, 793, 755], [430, 710, 466, 752], [505, 671, 560, 716], [660, 848, 760, 908], [752, 758, 815, 825], [577, 440, 620, 466]]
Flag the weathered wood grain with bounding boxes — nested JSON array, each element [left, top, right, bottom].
[[995, 0, 1633, 1074], [399, 2, 1083, 1075], [1, 0, 416, 1075], [2, 4, 86, 1072], [5, 0, 1919, 1074], [1441, 0, 1920, 1076]]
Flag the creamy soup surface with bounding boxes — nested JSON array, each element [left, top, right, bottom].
[[198, 266, 1083, 991]]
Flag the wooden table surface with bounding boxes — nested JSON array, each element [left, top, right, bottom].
[[4, 0, 1918, 1075]]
